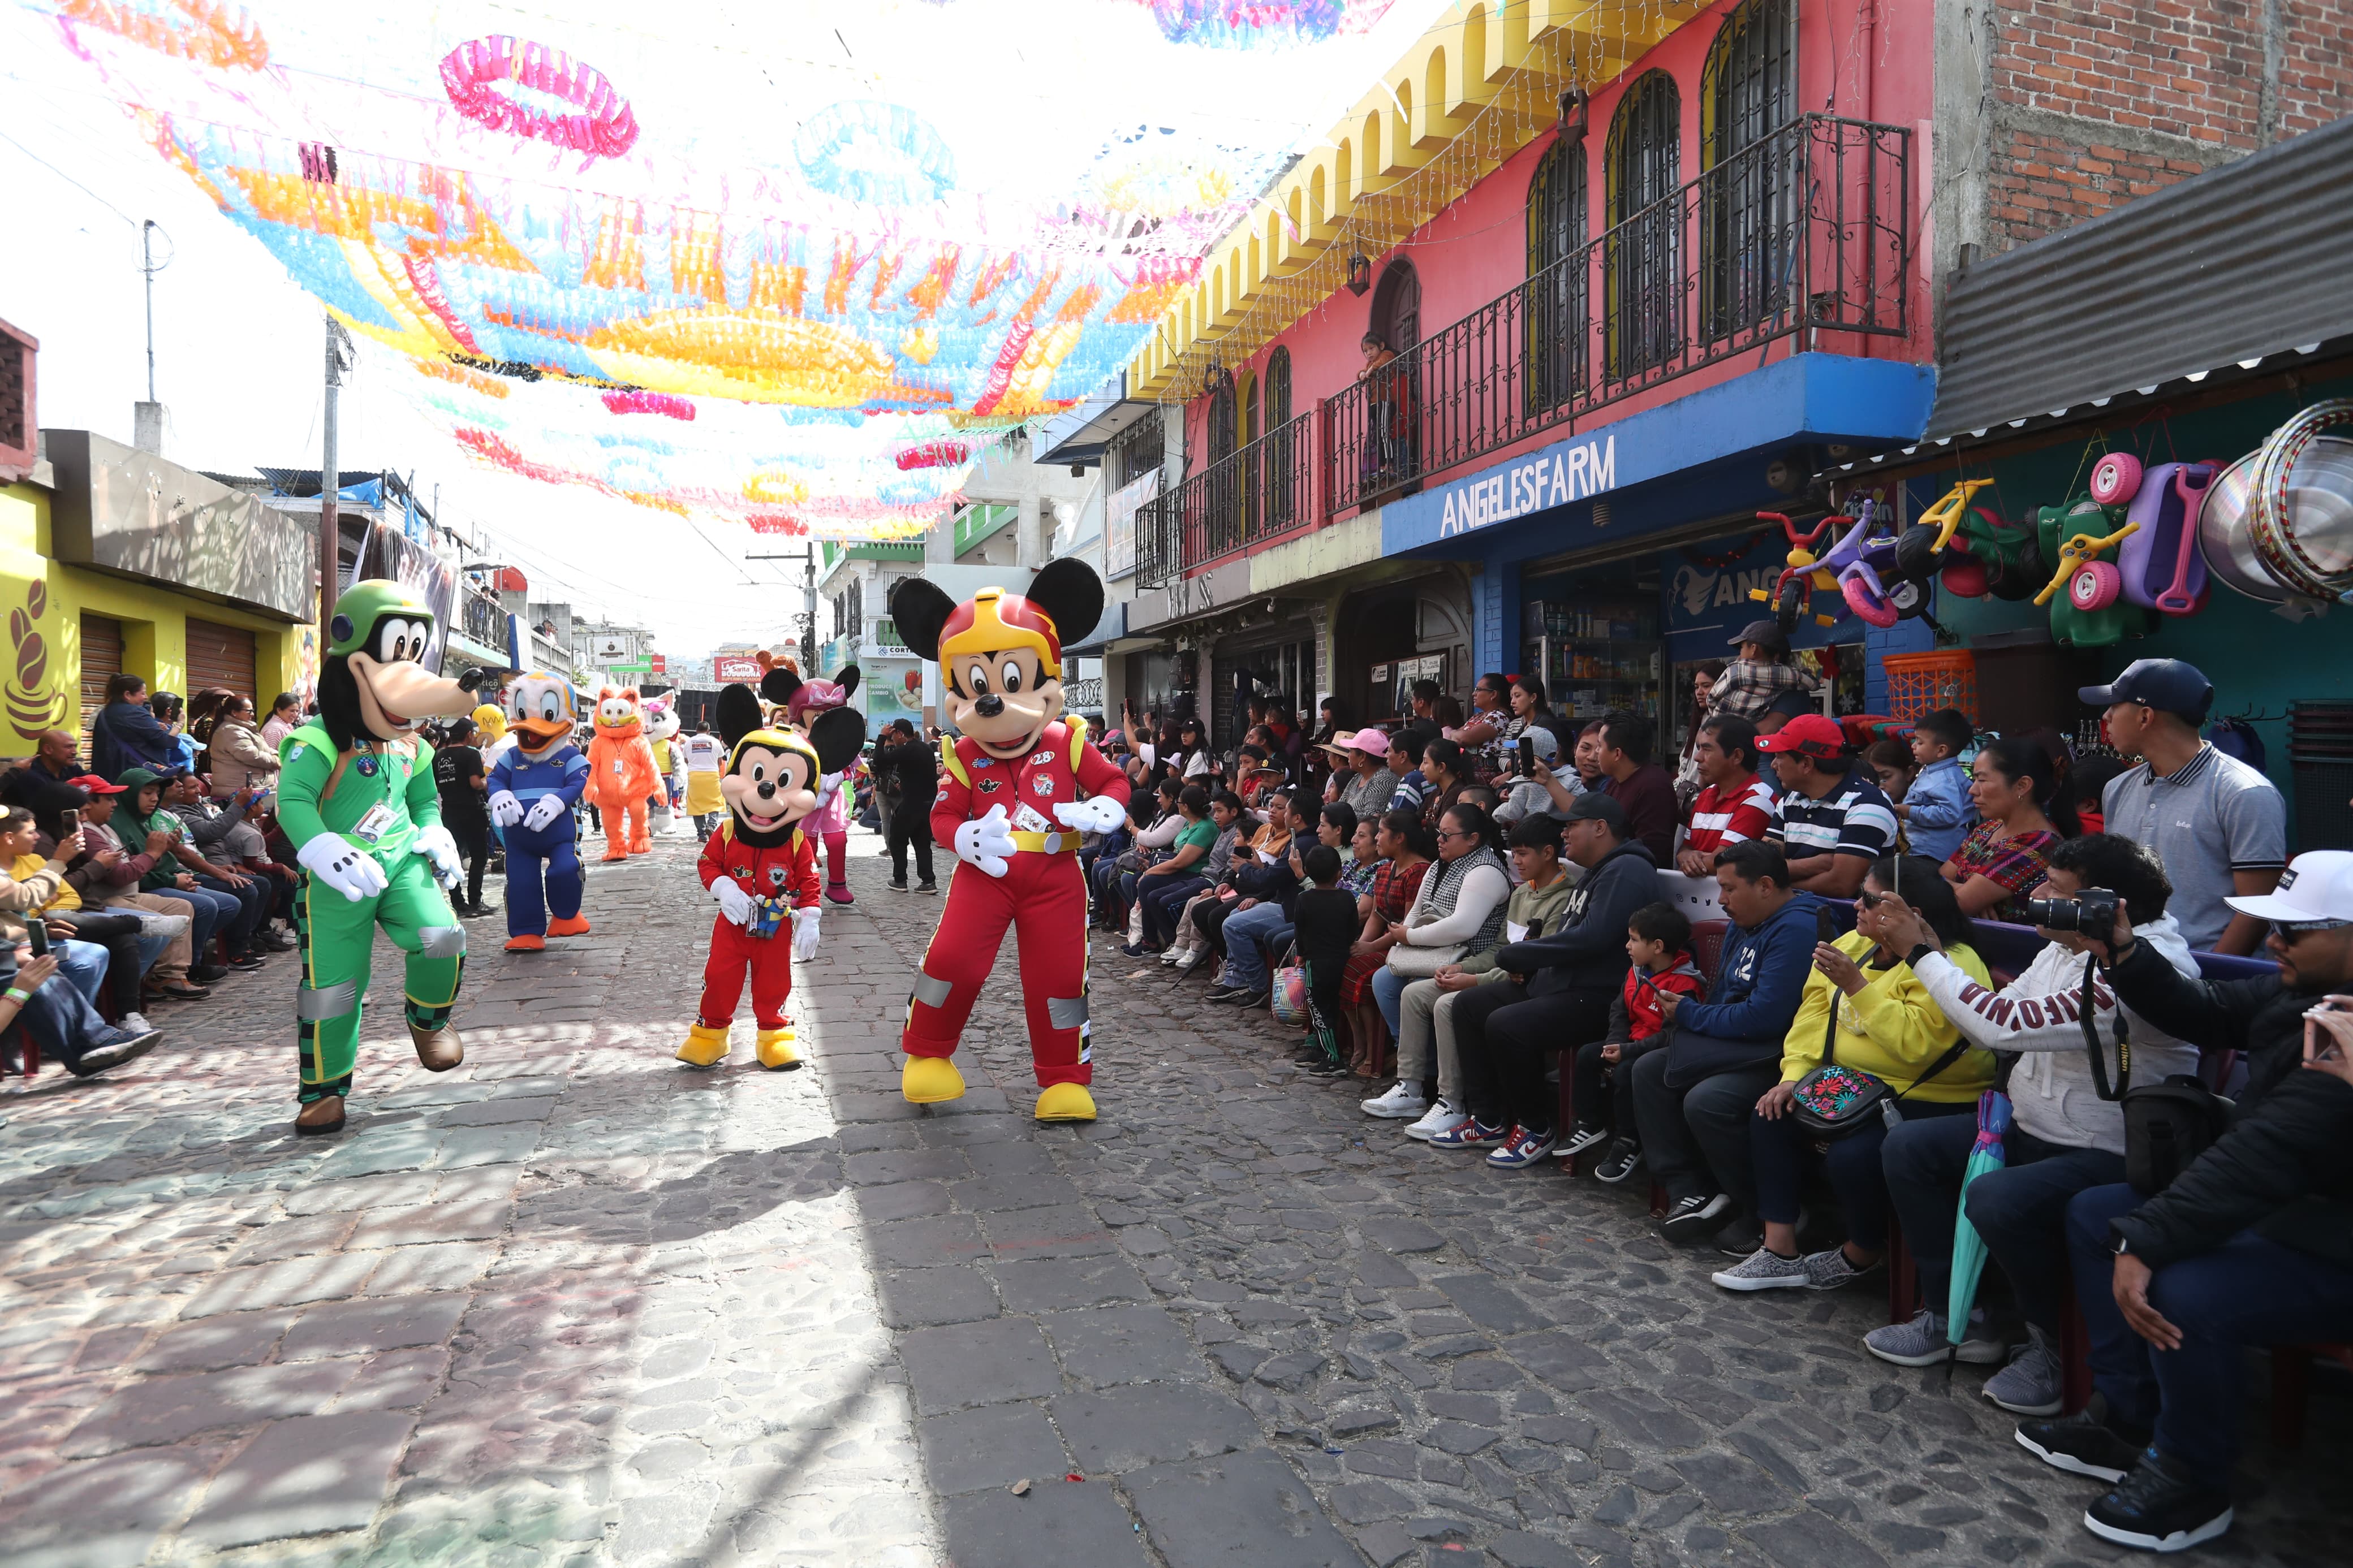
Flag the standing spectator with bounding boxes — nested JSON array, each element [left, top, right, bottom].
[[260, 692, 303, 752], [1940, 735, 2070, 920], [1446, 673, 1514, 773], [88, 675, 178, 780], [433, 717, 493, 917], [1872, 834, 2200, 1416], [1288, 844, 1358, 1073], [872, 719, 940, 892], [2082, 659, 2284, 954], [1677, 715, 1774, 875], [1897, 707, 1976, 861], [1711, 857, 1994, 1292], [1594, 711, 1678, 865], [1434, 794, 1654, 1164], [2021, 851, 2353, 1553], [683, 724, 725, 841], [148, 693, 200, 774], [1673, 659, 1730, 809], [1633, 841, 1822, 1241], [205, 695, 280, 800], [1708, 620, 1821, 734], [1760, 714, 1896, 899]]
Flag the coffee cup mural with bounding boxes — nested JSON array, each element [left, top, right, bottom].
[[5, 578, 64, 737]]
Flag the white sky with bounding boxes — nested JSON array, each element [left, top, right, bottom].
[[0, 0, 1443, 656]]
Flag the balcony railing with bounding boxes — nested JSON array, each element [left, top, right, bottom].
[[1136, 408, 1317, 587], [458, 588, 507, 656], [1325, 114, 1907, 516]]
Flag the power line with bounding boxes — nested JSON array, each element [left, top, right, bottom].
[[0, 124, 139, 228]]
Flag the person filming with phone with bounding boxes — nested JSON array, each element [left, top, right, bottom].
[[1989, 848, 2353, 1554]]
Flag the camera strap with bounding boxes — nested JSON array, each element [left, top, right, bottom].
[[2082, 953, 2131, 1101]]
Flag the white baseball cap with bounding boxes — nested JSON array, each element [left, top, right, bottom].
[[2223, 850, 2353, 925]]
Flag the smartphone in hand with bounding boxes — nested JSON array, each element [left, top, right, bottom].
[[1518, 736, 1535, 774]]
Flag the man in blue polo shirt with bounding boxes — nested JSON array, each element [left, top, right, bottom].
[[2083, 659, 2284, 955]]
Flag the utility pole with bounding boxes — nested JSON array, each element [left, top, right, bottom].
[[135, 221, 171, 453], [745, 550, 821, 665], [319, 318, 352, 655]]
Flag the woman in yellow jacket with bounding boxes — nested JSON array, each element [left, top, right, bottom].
[[1714, 853, 1996, 1293]]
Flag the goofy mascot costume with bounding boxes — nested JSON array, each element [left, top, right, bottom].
[[886, 560, 1127, 1122], [678, 666, 866, 1072]]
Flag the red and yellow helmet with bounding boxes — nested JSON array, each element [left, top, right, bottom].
[[936, 588, 1065, 678]]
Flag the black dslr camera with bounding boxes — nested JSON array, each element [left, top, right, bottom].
[[2020, 886, 2121, 935]]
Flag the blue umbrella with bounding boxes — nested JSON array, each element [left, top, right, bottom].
[[1946, 1089, 2014, 1361]]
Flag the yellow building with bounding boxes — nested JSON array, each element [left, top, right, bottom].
[[0, 430, 316, 753]]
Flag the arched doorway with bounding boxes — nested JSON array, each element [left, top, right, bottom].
[[1364, 260, 1421, 493]]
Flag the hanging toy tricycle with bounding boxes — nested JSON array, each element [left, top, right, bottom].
[[2033, 507, 2151, 647], [1750, 499, 1913, 629]]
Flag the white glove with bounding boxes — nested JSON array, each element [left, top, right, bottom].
[[412, 824, 464, 889], [523, 794, 569, 832], [791, 905, 821, 960], [1053, 794, 1126, 835], [712, 876, 755, 926], [954, 804, 1018, 878], [488, 789, 524, 827], [297, 832, 389, 903]]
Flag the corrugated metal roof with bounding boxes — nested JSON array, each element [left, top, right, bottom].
[[1928, 112, 2353, 441]]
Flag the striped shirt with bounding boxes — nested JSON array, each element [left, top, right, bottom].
[[1768, 765, 1897, 863], [1683, 773, 1777, 856]]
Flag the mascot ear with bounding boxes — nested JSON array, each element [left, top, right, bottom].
[[833, 664, 861, 700], [621, 687, 640, 703], [761, 668, 802, 707], [718, 685, 764, 753], [887, 578, 956, 662], [807, 708, 868, 775], [599, 685, 618, 701], [1024, 557, 1106, 651]]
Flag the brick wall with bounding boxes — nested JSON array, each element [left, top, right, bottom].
[[1976, 0, 2353, 252]]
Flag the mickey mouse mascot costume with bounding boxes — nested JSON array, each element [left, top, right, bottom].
[[679, 665, 867, 1071], [886, 560, 1127, 1122], [279, 580, 485, 1134]]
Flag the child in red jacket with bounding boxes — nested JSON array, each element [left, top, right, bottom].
[[1560, 902, 1706, 1183]]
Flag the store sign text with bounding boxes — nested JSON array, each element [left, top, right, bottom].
[[1436, 435, 1617, 538]]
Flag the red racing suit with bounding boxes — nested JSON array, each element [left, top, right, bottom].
[[903, 717, 1130, 1086], [696, 821, 820, 1030]]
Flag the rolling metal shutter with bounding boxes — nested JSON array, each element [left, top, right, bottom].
[[184, 617, 257, 704], [78, 612, 122, 746]]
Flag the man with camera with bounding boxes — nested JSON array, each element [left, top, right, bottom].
[[2016, 849, 2353, 1553], [1866, 835, 2203, 1419]]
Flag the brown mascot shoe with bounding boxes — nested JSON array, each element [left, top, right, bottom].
[[296, 1095, 346, 1135], [412, 1023, 464, 1072]]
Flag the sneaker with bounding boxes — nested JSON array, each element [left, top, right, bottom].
[[1591, 1141, 1644, 1184], [887, 879, 910, 892], [116, 1010, 154, 1036], [1159, 947, 1185, 966], [2016, 1395, 2155, 1484], [1658, 1193, 1733, 1244], [2084, 1450, 2234, 1553], [1865, 1307, 2005, 1368], [917, 881, 938, 894], [1216, 987, 1265, 1007], [1403, 1100, 1471, 1142], [191, 964, 230, 983], [1303, 1056, 1351, 1079], [1486, 1126, 1557, 1168], [254, 930, 296, 952], [75, 1026, 163, 1075], [1710, 1246, 1811, 1291], [1557, 1123, 1613, 1160], [1118, 943, 1156, 958], [1427, 1117, 1506, 1150], [1360, 1082, 1429, 1120], [1203, 984, 1247, 1003], [227, 955, 267, 972], [1983, 1325, 2065, 1417], [1802, 1244, 1884, 1290], [1713, 1216, 1766, 1258]]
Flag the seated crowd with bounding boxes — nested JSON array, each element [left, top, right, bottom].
[[1091, 649, 2349, 1555], [0, 673, 311, 1086]]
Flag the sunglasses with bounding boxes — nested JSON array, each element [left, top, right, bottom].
[[2276, 919, 2352, 940]]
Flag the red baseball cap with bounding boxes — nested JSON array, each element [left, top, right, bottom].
[[1753, 712, 1849, 760], [67, 774, 128, 794]]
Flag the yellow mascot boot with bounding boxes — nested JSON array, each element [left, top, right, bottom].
[[1033, 1082, 1097, 1122], [755, 1027, 801, 1072], [900, 1055, 966, 1104], [675, 1023, 731, 1069]]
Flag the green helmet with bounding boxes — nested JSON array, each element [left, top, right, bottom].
[[328, 579, 436, 658]]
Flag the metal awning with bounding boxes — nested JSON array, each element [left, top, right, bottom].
[[1037, 378, 1158, 468], [1929, 111, 2353, 442]]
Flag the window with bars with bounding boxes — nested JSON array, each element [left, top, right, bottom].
[[1265, 347, 1295, 529], [1527, 136, 1589, 410], [1109, 406, 1164, 490], [1605, 71, 1682, 380], [1701, 0, 1801, 344]]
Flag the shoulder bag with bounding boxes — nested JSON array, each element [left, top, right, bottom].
[[2079, 955, 2229, 1196], [1790, 966, 1975, 1139]]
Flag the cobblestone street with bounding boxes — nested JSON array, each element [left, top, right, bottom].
[[2, 827, 2345, 1567]]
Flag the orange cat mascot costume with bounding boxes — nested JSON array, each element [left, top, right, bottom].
[[885, 560, 1127, 1122], [584, 686, 660, 862]]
